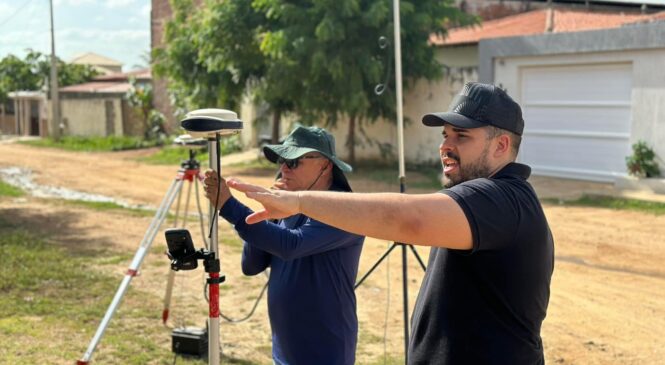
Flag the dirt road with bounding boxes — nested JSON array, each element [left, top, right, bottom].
[[1, 142, 664, 364]]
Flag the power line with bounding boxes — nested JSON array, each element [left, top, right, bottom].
[[0, 0, 38, 29]]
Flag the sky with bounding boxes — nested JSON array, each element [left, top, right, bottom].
[[0, 0, 150, 71]]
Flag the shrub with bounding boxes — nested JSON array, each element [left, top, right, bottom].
[[626, 141, 661, 178]]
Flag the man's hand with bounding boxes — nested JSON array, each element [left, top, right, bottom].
[[203, 170, 232, 207], [227, 178, 300, 224]]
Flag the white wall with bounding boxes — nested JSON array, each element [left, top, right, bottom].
[[61, 97, 124, 136]]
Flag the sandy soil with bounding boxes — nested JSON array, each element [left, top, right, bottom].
[[1, 142, 664, 364]]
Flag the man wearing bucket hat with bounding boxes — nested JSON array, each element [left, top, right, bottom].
[[203, 126, 364, 365], [227, 82, 554, 364]]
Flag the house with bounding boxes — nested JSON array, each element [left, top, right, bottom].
[[434, 8, 665, 182], [58, 69, 151, 137], [69, 52, 124, 75], [1, 99, 18, 135], [3, 91, 48, 137], [327, 2, 665, 183]]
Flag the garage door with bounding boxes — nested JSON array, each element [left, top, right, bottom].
[[519, 63, 632, 182]]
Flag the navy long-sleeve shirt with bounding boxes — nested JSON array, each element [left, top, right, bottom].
[[219, 195, 364, 365]]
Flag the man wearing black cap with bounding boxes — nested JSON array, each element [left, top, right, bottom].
[[228, 82, 554, 364], [203, 126, 364, 365]]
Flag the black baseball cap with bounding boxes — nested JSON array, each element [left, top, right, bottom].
[[422, 82, 524, 135]]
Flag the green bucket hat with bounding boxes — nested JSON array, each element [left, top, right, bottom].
[[263, 126, 353, 191]]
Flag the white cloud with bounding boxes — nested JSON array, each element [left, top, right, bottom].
[[0, 29, 50, 55], [54, 0, 97, 6], [1, 0, 150, 70], [105, 0, 136, 9], [0, 2, 15, 15], [59, 27, 148, 42]]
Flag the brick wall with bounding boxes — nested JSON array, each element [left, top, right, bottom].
[[151, 0, 176, 130]]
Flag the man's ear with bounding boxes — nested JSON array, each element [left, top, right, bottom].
[[322, 161, 333, 173], [494, 134, 511, 158]]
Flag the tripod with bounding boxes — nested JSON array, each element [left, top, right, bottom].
[[77, 148, 209, 365], [163, 150, 209, 326], [353, 180, 427, 365], [355, 2, 427, 364]]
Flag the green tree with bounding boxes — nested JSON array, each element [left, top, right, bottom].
[[0, 52, 43, 102], [200, 0, 296, 144], [126, 77, 166, 140], [153, 0, 256, 123], [154, 0, 295, 143], [154, 0, 474, 160], [253, 0, 474, 163]]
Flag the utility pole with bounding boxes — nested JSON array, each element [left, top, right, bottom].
[[49, 0, 60, 140]]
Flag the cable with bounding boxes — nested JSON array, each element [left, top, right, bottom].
[[0, 0, 37, 29], [194, 177, 209, 249], [220, 281, 269, 323], [208, 134, 221, 239]]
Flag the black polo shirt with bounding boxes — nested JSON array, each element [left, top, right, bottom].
[[408, 163, 554, 365]]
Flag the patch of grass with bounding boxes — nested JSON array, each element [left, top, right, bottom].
[[228, 157, 275, 171], [0, 229, 117, 331], [140, 135, 243, 165], [353, 161, 442, 191], [20, 135, 164, 152], [358, 329, 384, 344], [360, 355, 406, 365], [0, 180, 23, 197], [221, 230, 246, 251], [62, 199, 157, 217], [543, 194, 665, 215], [0, 224, 213, 364], [139, 145, 209, 165], [61, 199, 209, 224]]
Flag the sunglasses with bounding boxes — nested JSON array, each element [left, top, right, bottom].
[[277, 155, 325, 169]]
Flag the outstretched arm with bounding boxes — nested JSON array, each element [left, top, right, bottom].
[[223, 196, 362, 260], [227, 178, 472, 250]]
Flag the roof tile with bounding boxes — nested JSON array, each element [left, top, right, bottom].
[[433, 8, 665, 46]]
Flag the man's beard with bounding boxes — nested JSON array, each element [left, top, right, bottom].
[[442, 144, 492, 188]]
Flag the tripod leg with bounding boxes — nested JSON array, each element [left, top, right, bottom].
[[355, 242, 423, 365], [402, 244, 409, 365], [162, 177, 197, 325], [408, 244, 427, 271], [162, 270, 176, 325], [354, 243, 399, 289], [162, 179, 186, 326], [77, 178, 185, 365], [182, 176, 193, 227], [172, 177, 184, 227]]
